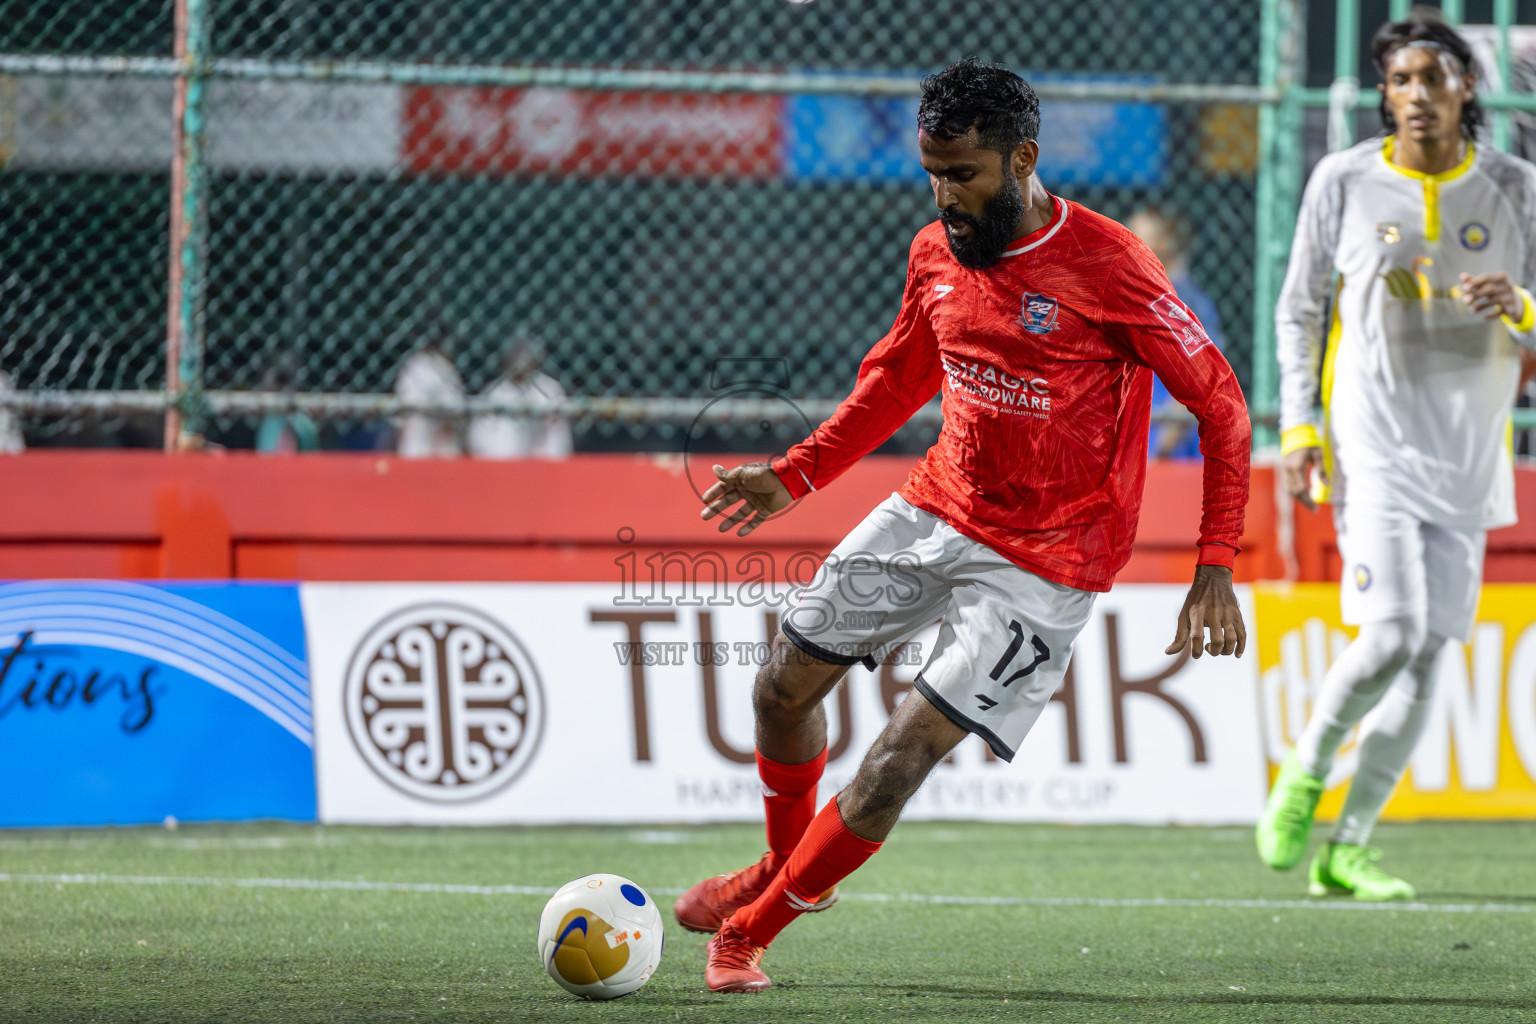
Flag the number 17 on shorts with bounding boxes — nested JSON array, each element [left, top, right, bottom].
[[913, 581, 1095, 763]]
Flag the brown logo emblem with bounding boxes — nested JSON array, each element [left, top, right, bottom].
[[343, 604, 545, 802]]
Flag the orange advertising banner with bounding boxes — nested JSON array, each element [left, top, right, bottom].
[[1255, 583, 1536, 820]]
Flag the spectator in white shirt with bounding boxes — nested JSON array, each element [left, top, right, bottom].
[[394, 333, 465, 459], [468, 338, 572, 459]]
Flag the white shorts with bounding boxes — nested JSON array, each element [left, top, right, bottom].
[[781, 494, 1096, 761], [1335, 501, 1486, 642]]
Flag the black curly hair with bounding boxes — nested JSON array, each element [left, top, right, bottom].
[[1371, 7, 1485, 139], [917, 56, 1039, 157]]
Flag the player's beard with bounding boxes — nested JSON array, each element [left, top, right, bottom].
[[941, 167, 1026, 271]]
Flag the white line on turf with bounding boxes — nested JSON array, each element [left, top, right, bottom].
[[0, 872, 1530, 914], [0, 873, 557, 896], [626, 830, 693, 845]]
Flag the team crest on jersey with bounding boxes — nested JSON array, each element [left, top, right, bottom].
[[1459, 221, 1490, 251], [1354, 565, 1373, 591], [1017, 292, 1059, 334], [1376, 222, 1402, 244]]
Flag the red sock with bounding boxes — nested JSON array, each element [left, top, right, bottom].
[[758, 747, 826, 862], [732, 797, 881, 947]]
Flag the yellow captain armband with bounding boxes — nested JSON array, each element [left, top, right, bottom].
[[1280, 424, 1322, 455], [1501, 287, 1536, 333]]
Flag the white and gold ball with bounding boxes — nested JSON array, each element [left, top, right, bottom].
[[536, 873, 664, 999]]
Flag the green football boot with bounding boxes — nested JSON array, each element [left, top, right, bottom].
[[1309, 842, 1415, 901], [1254, 752, 1326, 870]]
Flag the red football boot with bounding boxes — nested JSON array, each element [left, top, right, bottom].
[[673, 851, 838, 933], [705, 921, 771, 994]]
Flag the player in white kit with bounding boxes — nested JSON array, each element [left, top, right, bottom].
[[1258, 10, 1536, 899]]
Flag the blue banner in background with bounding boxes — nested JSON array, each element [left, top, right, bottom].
[[785, 74, 1166, 187], [0, 581, 315, 827], [786, 90, 919, 183]]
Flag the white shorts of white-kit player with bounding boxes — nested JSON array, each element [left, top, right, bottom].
[[1334, 500, 1486, 643], [780, 494, 1095, 761]]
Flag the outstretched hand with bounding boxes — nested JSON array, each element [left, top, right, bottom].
[[699, 462, 792, 537], [1165, 564, 1246, 660]]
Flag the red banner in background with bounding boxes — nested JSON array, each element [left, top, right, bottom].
[[402, 86, 783, 178]]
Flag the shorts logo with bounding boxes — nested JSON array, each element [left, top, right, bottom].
[[1150, 291, 1212, 356], [1017, 292, 1059, 334], [343, 603, 545, 802], [835, 609, 888, 631], [1354, 565, 1372, 591], [1459, 221, 1490, 251], [1377, 222, 1401, 244]]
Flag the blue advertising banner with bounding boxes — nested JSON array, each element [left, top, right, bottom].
[[0, 581, 315, 827], [785, 74, 1166, 188]]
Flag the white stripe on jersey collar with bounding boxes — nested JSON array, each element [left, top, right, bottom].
[[1001, 196, 1070, 257]]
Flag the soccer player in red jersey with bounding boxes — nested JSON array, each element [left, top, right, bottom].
[[675, 57, 1252, 994]]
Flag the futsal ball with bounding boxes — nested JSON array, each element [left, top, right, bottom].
[[536, 873, 664, 999]]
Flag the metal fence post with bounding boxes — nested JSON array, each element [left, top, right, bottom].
[[1327, 0, 1359, 153], [164, 0, 210, 451], [1252, 0, 1303, 447], [1495, 0, 1516, 152]]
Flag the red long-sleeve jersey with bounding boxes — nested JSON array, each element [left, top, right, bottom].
[[773, 196, 1250, 592]]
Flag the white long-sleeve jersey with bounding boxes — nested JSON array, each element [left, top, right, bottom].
[[1277, 136, 1536, 528]]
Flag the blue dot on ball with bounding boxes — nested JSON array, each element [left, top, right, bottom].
[[621, 883, 646, 907]]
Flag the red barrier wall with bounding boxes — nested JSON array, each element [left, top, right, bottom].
[[2, 451, 1532, 582]]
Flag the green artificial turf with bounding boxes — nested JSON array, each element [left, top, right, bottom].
[[1, 820, 1533, 1022]]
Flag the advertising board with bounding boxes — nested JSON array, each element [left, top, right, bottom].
[[0, 581, 315, 827], [1255, 583, 1536, 820], [303, 582, 1263, 825]]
